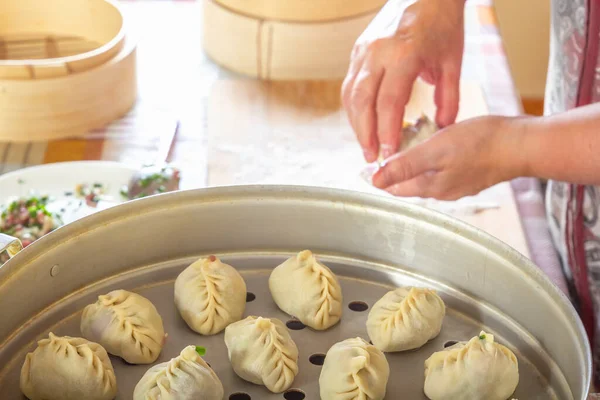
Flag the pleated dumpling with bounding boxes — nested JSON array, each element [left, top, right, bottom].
[[80, 289, 165, 364], [134, 345, 224, 400], [319, 337, 389, 400], [20, 333, 117, 400], [269, 250, 342, 330], [424, 331, 519, 400], [224, 316, 299, 393], [367, 286, 445, 352], [175, 255, 247, 335]]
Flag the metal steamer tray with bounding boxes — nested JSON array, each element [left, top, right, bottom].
[[0, 186, 591, 399]]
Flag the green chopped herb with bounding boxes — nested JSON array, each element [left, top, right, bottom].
[[54, 214, 64, 225], [139, 173, 167, 188], [157, 185, 166, 193], [195, 346, 206, 356], [93, 183, 103, 188], [479, 334, 486, 340], [28, 206, 38, 218], [120, 186, 129, 199], [17, 178, 25, 184]]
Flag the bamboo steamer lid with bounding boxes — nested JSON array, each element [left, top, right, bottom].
[[0, 0, 126, 79], [214, 0, 387, 22], [203, 0, 378, 80]]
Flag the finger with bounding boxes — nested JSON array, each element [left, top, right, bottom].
[[372, 141, 443, 188], [384, 173, 435, 198], [342, 44, 367, 111], [385, 171, 463, 200], [349, 57, 385, 163], [434, 64, 460, 128], [376, 61, 420, 159], [342, 57, 365, 144]]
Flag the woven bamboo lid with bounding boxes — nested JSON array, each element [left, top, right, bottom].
[[0, 0, 126, 79]]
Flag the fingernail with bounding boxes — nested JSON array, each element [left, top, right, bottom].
[[381, 144, 395, 160], [359, 162, 379, 184], [363, 149, 376, 162], [371, 168, 384, 188]]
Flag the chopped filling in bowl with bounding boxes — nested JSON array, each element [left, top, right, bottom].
[[123, 164, 181, 199], [75, 182, 107, 208], [0, 196, 62, 264]]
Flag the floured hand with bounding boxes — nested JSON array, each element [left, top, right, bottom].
[[371, 116, 527, 200]]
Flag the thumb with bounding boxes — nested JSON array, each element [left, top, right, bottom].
[[434, 65, 460, 128]]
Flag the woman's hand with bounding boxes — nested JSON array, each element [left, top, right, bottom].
[[342, 0, 466, 162], [371, 116, 529, 200]]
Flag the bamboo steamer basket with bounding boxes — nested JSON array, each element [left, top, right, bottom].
[[0, 0, 137, 141], [202, 0, 379, 80], [0, 0, 126, 79], [214, 0, 387, 22]]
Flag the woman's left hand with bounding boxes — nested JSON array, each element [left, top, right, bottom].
[[371, 115, 529, 200]]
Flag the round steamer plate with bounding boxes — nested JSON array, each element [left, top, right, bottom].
[[0, 0, 126, 79], [0, 39, 137, 141], [214, 0, 387, 22], [202, 0, 377, 80], [0, 161, 136, 200], [0, 186, 591, 399]]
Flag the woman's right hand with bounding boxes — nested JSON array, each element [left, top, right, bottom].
[[342, 0, 466, 162]]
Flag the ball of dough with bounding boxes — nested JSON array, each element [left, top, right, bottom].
[[269, 250, 342, 330], [134, 345, 224, 400], [367, 286, 445, 352], [224, 316, 299, 393], [319, 337, 389, 400], [175, 255, 247, 335], [81, 289, 165, 364], [424, 331, 519, 400], [20, 333, 117, 400]]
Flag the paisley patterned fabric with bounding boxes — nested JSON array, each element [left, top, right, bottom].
[[545, 0, 600, 385], [545, 0, 587, 114]]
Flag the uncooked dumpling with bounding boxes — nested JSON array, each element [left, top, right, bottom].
[[20, 333, 117, 400], [175, 255, 247, 335], [367, 286, 445, 352], [80, 289, 165, 364], [424, 331, 519, 400], [319, 337, 389, 400], [133, 345, 224, 400], [224, 316, 299, 393], [269, 250, 342, 330], [401, 115, 438, 151]]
